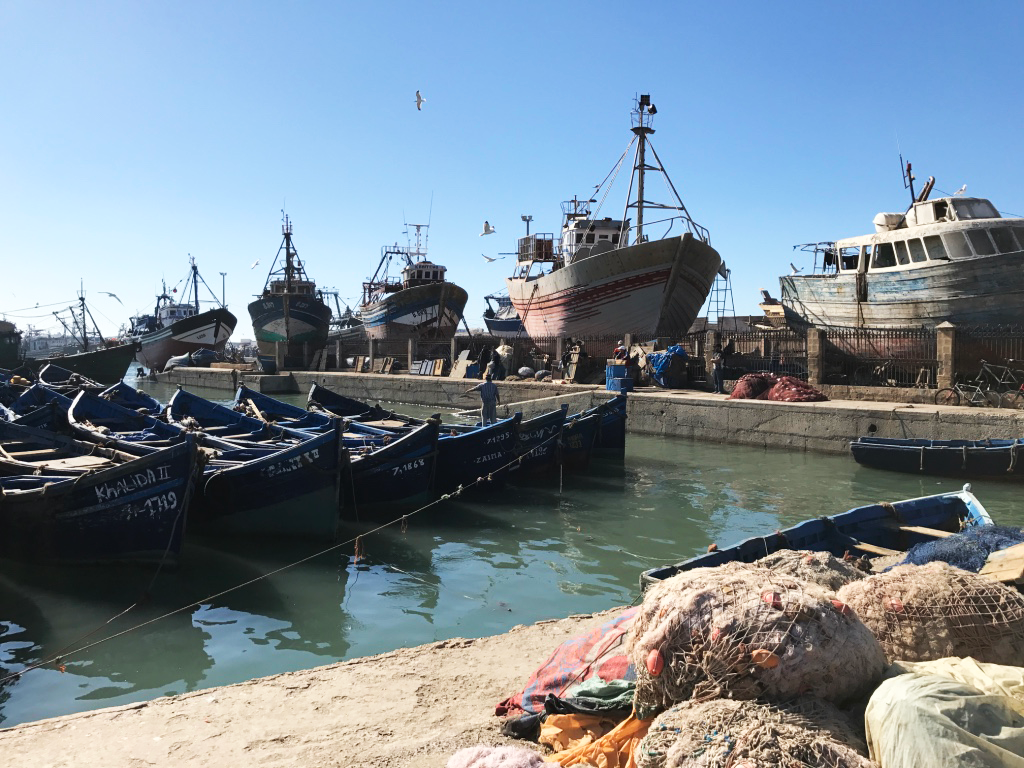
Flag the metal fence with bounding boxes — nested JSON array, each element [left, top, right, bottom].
[[722, 330, 808, 381], [823, 328, 938, 387], [955, 326, 1024, 382]]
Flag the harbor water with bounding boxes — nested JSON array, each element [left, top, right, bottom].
[[2, 378, 1024, 727]]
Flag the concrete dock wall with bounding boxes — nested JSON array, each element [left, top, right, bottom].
[[158, 368, 1024, 455]]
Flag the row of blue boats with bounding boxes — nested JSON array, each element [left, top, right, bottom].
[[0, 368, 626, 566]]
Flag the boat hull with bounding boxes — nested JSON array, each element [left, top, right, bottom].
[[780, 250, 1024, 329], [506, 233, 721, 340], [134, 307, 236, 372], [0, 439, 200, 564], [247, 294, 332, 367], [26, 342, 140, 385], [484, 314, 526, 339], [851, 437, 1024, 479], [360, 282, 469, 341]]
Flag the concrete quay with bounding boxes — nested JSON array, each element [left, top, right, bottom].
[[157, 367, 1024, 456]]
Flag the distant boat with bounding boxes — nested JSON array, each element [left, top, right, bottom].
[[128, 257, 236, 372], [0, 320, 22, 369], [248, 215, 333, 369], [851, 436, 1024, 480], [505, 95, 723, 342], [358, 223, 468, 341], [781, 166, 1024, 328], [22, 292, 138, 384], [482, 291, 526, 338]]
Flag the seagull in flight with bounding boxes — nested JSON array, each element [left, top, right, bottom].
[[99, 291, 123, 305], [415, 90, 425, 111], [482, 254, 505, 262], [954, 184, 967, 196], [250, 259, 260, 269], [480, 221, 495, 236], [790, 262, 804, 275]]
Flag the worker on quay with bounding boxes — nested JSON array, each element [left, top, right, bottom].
[[613, 340, 628, 360], [466, 372, 501, 426]]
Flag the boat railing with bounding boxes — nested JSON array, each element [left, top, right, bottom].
[[620, 214, 710, 245], [517, 234, 557, 263]]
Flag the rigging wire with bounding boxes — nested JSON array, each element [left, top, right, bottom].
[[0, 423, 578, 685]]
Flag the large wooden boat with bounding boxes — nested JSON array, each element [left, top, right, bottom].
[[358, 223, 468, 341], [639, 485, 992, 590], [505, 95, 723, 341], [247, 215, 333, 369], [128, 257, 236, 372], [781, 165, 1024, 328]]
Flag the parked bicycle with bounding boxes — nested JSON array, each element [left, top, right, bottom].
[[934, 378, 1002, 408]]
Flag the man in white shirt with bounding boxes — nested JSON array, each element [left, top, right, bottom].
[[466, 373, 501, 425]]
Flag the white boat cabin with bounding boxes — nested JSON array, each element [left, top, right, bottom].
[[515, 198, 631, 276], [402, 260, 448, 288], [266, 277, 317, 297], [820, 196, 1024, 276]]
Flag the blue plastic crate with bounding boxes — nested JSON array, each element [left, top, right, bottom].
[[606, 377, 634, 392]]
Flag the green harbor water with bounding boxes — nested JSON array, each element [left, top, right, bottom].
[[2, 378, 1023, 727]]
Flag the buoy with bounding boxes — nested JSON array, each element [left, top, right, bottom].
[[750, 649, 780, 669], [646, 649, 665, 677], [884, 596, 905, 613], [761, 590, 783, 610]]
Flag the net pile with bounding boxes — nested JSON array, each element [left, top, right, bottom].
[[836, 562, 1024, 664], [635, 697, 875, 768], [628, 563, 886, 719], [754, 550, 866, 592], [895, 525, 1024, 573], [728, 374, 828, 403]]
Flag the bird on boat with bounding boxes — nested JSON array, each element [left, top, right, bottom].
[[415, 90, 425, 111], [790, 263, 803, 275], [954, 184, 967, 196], [480, 221, 496, 236], [250, 259, 260, 269], [99, 292, 122, 305], [482, 254, 504, 262]]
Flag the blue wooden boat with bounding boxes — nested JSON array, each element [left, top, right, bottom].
[[307, 382, 423, 428], [0, 431, 201, 564], [511, 407, 567, 476], [434, 413, 521, 494], [99, 381, 162, 416], [37, 363, 104, 393], [559, 411, 601, 471], [589, 394, 627, 459], [639, 485, 993, 590], [851, 436, 1024, 480], [343, 419, 440, 514], [0, 419, 150, 477], [6, 383, 75, 431], [166, 386, 305, 444]]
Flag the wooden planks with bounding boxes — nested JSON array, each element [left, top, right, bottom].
[[980, 542, 1024, 585]]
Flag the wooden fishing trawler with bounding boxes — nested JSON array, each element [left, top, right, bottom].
[[128, 257, 236, 372], [781, 163, 1024, 328], [505, 95, 723, 341], [358, 223, 468, 341], [0, 320, 21, 370], [248, 215, 333, 369], [482, 291, 525, 338]]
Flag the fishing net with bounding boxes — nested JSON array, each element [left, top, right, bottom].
[[836, 562, 1024, 664], [754, 550, 866, 592], [628, 563, 886, 719], [635, 697, 874, 768], [894, 525, 1024, 573], [727, 374, 828, 403]]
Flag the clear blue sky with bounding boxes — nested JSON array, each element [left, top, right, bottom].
[[3, 1, 1021, 340]]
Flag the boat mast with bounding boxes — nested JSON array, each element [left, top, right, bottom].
[[631, 95, 655, 244], [282, 214, 294, 294], [190, 255, 200, 312]]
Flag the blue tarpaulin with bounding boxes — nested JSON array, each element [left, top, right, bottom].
[[647, 345, 689, 388]]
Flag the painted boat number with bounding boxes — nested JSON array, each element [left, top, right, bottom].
[[391, 458, 426, 476], [262, 449, 321, 478]]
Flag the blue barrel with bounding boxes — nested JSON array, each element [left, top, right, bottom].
[[606, 364, 627, 380], [606, 377, 634, 392]]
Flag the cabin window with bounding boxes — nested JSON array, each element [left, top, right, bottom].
[[871, 242, 897, 269], [599, 234, 608, 239], [585, 233, 595, 244], [907, 238, 928, 263], [839, 246, 859, 271], [942, 232, 974, 259], [953, 199, 999, 219], [893, 241, 911, 265], [967, 229, 996, 256], [990, 227, 1019, 253], [933, 200, 950, 222], [924, 235, 947, 260], [612, 233, 619, 244]]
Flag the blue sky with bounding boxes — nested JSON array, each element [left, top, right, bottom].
[[2, 1, 1021, 340]]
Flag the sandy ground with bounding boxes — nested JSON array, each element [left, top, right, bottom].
[[0, 608, 623, 767]]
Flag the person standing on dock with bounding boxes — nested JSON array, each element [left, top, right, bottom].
[[711, 343, 725, 394], [466, 372, 500, 425]]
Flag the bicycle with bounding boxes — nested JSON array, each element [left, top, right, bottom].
[[934, 378, 1001, 408], [997, 382, 1024, 410], [975, 359, 1024, 395]]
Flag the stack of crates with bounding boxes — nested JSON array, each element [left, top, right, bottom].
[[605, 360, 634, 392]]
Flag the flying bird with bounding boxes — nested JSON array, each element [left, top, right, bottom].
[[482, 254, 505, 262], [954, 184, 967, 196], [250, 259, 260, 269], [99, 291, 123, 305], [415, 90, 425, 111], [790, 263, 803, 275], [480, 221, 495, 236]]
